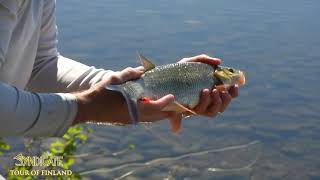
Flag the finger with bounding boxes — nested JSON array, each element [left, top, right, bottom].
[[139, 94, 175, 111], [219, 91, 232, 112], [134, 66, 146, 72], [169, 114, 182, 133], [229, 85, 239, 98], [179, 54, 221, 65], [96, 72, 122, 88], [194, 89, 211, 114], [119, 67, 144, 82], [103, 67, 145, 87], [206, 89, 222, 117]]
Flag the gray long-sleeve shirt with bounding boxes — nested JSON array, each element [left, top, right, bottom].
[[0, 0, 112, 137]]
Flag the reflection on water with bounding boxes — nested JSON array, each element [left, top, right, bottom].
[[78, 140, 261, 179], [57, 0, 320, 179], [2, 0, 320, 179]]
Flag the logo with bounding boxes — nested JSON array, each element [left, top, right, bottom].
[[9, 153, 73, 177], [13, 153, 63, 167]]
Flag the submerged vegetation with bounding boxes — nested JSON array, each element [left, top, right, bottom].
[[0, 124, 260, 179], [0, 138, 10, 156], [1, 125, 92, 180]]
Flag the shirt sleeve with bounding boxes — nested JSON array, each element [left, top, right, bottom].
[[0, 82, 77, 137], [0, 1, 82, 137], [27, 0, 111, 93], [26, 0, 139, 127], [0, 1, 15, 69]]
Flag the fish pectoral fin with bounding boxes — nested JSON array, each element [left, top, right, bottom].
[[137, 52, 156, 71], [162, 101, 196, 115], [169, 116, 182, 133]]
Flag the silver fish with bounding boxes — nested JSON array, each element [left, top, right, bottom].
[[119, 54, 245, 113]]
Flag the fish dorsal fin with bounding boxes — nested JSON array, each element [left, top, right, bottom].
[[137, 53, 156, 71]]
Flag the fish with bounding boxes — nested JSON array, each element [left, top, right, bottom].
[[116, 53, 246, 114]]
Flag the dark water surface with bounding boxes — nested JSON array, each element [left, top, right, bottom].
[[54, 0, 320, 179]]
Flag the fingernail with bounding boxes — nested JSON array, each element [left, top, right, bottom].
[[203, 89, 209, 93], [167, 94, 175, 99], [136, 66, 146, 71]]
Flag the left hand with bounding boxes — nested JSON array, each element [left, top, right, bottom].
[[169, 54, 239, 132]]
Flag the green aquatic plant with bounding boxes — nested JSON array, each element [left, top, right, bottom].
[[0, 138, 10, 155], [40, 125, 93, 180], [3, 125, 93, 180]]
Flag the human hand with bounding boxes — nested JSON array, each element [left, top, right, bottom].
[[167, 54, 239, 132], [73, 67, 178, 125]]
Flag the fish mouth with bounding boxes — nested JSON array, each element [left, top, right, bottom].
[[214, 68, 246, 86], [238, 71, 246, 86]]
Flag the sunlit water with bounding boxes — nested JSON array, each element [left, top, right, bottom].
[[2, 0, 320, 179], [58, 0, 320, 179]]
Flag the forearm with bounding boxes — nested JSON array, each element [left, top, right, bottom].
[[73, 88, 131, 125]]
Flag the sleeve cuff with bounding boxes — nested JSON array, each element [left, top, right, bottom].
[[24, 93, 78, 137], [105, 85, 139, 125]]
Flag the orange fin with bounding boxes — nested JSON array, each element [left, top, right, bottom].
[[139, 97, 151, 102], [169, 117, 182, 133], [162, 101, 196, 114]]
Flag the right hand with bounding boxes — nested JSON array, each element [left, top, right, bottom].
[[73, 67, 179, 128]]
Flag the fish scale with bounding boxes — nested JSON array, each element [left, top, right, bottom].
[[120, 62, 216, 108]]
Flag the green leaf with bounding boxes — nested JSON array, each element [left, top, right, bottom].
[[72, 126, 83, 134], [128, 144, 136, 150], [0, 140, 10, 150], [86, 127, 93, 134], [75, 134, 87, 141], [62, 157, 75, 169], [50, 140, 66, 154], [63, 134, 71, 140], [51, 141, 65, 149]]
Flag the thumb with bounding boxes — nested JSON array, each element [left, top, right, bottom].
[[96, 66, 144, 88], [118, 67, 144, 83], [180, 54, 221, 66]]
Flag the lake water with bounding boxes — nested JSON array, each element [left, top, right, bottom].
[[8, 0, 320, 179], [56, 0, 320, 179]]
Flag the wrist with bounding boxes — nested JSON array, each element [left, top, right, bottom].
[[105, 85, 138, 124], [72, 89, 95, 125], [72, 87, 132, 125]]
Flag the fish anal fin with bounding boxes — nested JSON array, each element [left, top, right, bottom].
[[137, 53, 156, 71], [162, 101, 196, 115]]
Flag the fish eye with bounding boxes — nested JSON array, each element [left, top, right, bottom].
[[228, 68, 234, 73]]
